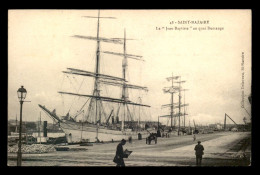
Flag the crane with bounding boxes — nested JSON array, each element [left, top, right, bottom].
[[224, 113, 238, 130]]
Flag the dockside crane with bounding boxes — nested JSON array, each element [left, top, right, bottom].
[[224, 113, 238, 130]]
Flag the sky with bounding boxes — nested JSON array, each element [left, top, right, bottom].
[[8, 10, 251, 125]]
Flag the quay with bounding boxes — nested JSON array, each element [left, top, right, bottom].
[[7, 132, 251, 166]]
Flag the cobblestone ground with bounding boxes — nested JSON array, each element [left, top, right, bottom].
[[7, 132, 251, 166]]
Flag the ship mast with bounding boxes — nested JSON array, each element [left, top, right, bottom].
[[182, 89, 189, 128], [184, 89, 185, 128], [176, 78, 185, 135], [55, 10, 150, 140], [138, 97, 142, 130], [95, 10, 101, 140], [170, 73, 174, 128], [161, 74, 179, 129], [174, 77, 186, 135], [160, 75, 188, 133], [122, 29, 127, 131]]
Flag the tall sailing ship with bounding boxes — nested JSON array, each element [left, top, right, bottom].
[[160, 74, 189, 135], [38, 10, 151, 143]]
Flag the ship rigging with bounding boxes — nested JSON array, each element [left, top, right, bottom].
[[39, 10, 151, 143]]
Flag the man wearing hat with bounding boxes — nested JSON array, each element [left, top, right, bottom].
[[194, 141, 204, 166], [114, 139, 127, 167]]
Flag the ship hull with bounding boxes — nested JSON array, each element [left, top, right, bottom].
[[59, 120, 151, 143]]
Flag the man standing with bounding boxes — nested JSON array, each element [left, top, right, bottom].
[[194, 141, 204, 166], [114, 139, 127, 167], [128, 136, 132, 144]]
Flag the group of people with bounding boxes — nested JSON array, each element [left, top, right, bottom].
[[113, 135, 205, 167], [162, 132, 170, 138]]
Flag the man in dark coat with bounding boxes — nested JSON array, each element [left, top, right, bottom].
[[114, 139, 127, 167], [194, 141, 204, 166]]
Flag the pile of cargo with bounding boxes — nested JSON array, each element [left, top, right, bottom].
[[8, 144, 56, 154]]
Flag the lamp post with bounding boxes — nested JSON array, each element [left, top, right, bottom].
[[17, 86, 27, 166]]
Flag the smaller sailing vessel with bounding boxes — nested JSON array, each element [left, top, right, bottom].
[[160, 74, 189, 135]]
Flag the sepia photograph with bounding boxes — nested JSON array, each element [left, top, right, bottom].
[[8, 9, 251, 166]]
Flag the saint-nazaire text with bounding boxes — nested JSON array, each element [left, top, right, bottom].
[[170, 20, 210, 25]]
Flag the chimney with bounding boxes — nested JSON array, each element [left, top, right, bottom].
[[43, 121, 47, 137]]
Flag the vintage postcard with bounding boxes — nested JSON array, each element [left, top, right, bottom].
[[8, 9, 251, 166]]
